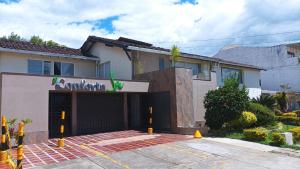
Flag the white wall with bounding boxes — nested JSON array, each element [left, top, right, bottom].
[[0, 52, 96, 77], [90, 42, 132, 80], [215, 65, 261, 98], [214, 45, 300, 92]]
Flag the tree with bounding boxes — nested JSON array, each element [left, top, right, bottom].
[[204, 78, 249, 130], [30, 35, 44, 45], [170, 45, 180, 66], [1, 32, 25, 41], [252, 94, 276, 110], [1, 32, 61, 47], [275, 92, 288, 112]]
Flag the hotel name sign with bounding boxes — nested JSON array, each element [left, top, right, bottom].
[[52, 77, 106, 91]]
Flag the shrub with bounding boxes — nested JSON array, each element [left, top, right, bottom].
[[243, 127, 268, 141], [271, 133, 285, 146], [277, 116, 300, 126], [288, 127, 300, 141], [282, 112, 297, 117], [252, 94, 276, 110], [274, 109, 283, 116], [247, 102, 276, 126], [275, 92, 288, 112], [293, 110, 300, 116], [239, 111, 257, 128], [204, 78, 249, 130]]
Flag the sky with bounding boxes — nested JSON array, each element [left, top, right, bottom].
[[1, 0, 300, 56]]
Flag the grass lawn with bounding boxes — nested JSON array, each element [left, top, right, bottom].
[[207, 123, 300, 150]]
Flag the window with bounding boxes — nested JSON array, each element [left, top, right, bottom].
[[28, 60, 51, 75], [54, 62, 74, 76], [175, 61, 201, 75], [28, 60, 43, 74], [221, 67, 243, 83], [43, 61, 51, 75], [99, 62, 110, 79], [287, 51, 295, 57], [159, 57, 165, 70]]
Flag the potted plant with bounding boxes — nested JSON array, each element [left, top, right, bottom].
[[7, 118, 32, 148]]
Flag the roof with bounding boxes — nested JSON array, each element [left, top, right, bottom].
[[0, 39, 83, 56], [81, 36, 263, 70]]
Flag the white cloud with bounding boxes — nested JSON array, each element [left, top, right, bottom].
[[0, 0, 300, 55]]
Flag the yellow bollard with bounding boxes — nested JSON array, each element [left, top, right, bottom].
[[58, 111, 65, 147], [17, 122, 24, 169], [194, 130, 202, 139], [0, 116, 8, 164], [147, 107, 153, 134]]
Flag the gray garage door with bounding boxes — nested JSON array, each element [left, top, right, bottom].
[[77, 93, 124, 135]]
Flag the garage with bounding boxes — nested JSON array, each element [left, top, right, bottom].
[[77, 93, 125, 135]]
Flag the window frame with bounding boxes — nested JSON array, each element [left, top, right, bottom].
[[28, 59, 51, 75], [54, 61, 75, 77], [98, 61, 111, 79], [221, 67, 243, 84]]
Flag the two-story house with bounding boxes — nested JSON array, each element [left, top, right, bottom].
[[0, 36, 262, 143], [214, 43, 300, 109]]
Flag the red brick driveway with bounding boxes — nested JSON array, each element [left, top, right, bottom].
[[0, 130, 191, 169]]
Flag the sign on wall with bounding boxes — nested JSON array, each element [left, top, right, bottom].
[[52, 77, 106, 91]]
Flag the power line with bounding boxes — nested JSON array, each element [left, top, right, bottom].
[[150, 30, 300, 44]]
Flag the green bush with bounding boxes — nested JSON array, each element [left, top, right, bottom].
[[288, 127, 300, 141], [239, 111, 257, 128], [282, 112, 297, 117], [204, 78, 249, 130], [247, 102, 276, 126], [243, 127, 268, 141], [293, 110, 300, 116], [275, 92, 288, 112], [271, 133, 285, 146], [274, 109, 283, 116], [277, 116, 300, 126], [252, 94, 276, 109]]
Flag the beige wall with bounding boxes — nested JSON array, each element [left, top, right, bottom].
[[89, 42, 132, 80], [193, 72, 217, 122], [0, 52, 96, 78], [133, 51, 171, 75], [0, 73, 149, 142]]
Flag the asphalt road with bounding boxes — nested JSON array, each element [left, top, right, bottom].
[[33, 138, 300, 169]]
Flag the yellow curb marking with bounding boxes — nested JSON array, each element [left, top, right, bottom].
[[80, 144, 131, 169]]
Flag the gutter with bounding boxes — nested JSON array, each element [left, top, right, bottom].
[[0, 47, 100, 61]]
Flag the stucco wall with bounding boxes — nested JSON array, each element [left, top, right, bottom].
[[0, 73, 149, 143], [89, 42, 132, 80], [214, 65, 261, 98], [0, 52, 96, 77], [133, 51, 171, 75], [193, 72, 217, 122], [214, 45, 300, 92]]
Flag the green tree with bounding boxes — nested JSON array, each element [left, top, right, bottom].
[[252, 94, 276, 110], [204, 78, 249, 130], [2, 32, 25, 41], [45, 40, 60, 47], [30, 35, 45, 45], [170, 45, 180, 66], [275, 92, 288, 112]]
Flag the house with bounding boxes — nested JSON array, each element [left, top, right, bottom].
[[214, 43, 300, 108], [0, 37, 262, 144]]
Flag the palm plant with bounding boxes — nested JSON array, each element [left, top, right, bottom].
[[171, 45, 180, 67]]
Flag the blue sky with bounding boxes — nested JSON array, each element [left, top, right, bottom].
[[1, 0, 300, 56]]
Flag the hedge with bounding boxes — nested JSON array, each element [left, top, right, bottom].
[[277, 116, 300, 126], [243, 127, 268, 141]]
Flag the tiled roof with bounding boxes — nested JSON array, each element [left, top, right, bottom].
[[0, 39, 83, 56], [81, 36, 263, 70]]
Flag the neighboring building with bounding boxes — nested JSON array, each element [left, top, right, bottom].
[[0, 37, 262, 144], [214, 43, 300, 93]]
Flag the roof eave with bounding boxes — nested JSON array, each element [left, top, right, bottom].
[[0, 47, 100, 61]]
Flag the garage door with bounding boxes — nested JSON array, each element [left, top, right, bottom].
[[77, 93, 124, 135]]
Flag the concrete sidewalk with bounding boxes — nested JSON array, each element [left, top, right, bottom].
[[33, 138, 300, 169]]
